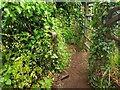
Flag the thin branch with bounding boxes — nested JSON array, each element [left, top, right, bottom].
[[0, 33, 31, 37], [106, 6, 120, 19], [106, 34, 120, 43], [105, 14, 120, 27]]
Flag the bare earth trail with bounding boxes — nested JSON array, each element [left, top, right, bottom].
[[52, 45, 92, 89]]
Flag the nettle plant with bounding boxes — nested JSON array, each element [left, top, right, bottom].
[[89, 2, 120, 88], [1, 2, 70, 88]]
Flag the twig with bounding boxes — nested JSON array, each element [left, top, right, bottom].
[[102, 67, 109, 78], [0, 33, 31, 37]]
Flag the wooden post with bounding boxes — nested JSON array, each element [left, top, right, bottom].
[[82, 2, 88, 50]]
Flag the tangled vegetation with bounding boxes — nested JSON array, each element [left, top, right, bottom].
[[0, 2, 85, 89], [89, 2, 120, 88], [55, 2, 85, 50], [0, 1, 120, 89], [1, 2, 71, 88]]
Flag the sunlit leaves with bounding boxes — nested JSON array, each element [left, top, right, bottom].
[[2, 2, 70, 89], [89, 2, 120, 88], [39, 77, 52, 88]]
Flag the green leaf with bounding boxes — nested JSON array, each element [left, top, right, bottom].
[[4, 8, 10, 15], [15, 6, 21, 14], [32, 6, 35, 10], [51, 54, 58, 59], [34, 29, 38, 35], [20, 2, 25, 9], [45, 55, 48, 58], [5, 79, 11, 85], [103, 11, 108, 16], [0, 77, 5, 83], [39, 80, 44, 85]]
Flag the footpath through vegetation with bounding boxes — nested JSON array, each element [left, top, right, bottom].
[[53, 45, 92, 88], [1, 1, 120, 89]]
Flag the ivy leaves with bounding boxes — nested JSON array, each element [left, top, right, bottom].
[[39, 77, 52, 88], [1, 2, 70, 89], [0, 77, 11, 86], [89, 2, 120, 88]]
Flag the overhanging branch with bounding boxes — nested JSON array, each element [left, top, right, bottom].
[[106, 34, 120, 43], [105, 14, 120, 27], [106, 6, 120, 19]]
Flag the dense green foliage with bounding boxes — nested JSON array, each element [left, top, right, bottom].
[[1, 1, 120, 89], [89, 2, 120, 88], [55, 2, 85, 50], [1, 2, 85, 89], [1, 2, 70, 88]]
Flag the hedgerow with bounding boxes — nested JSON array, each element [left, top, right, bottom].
[[55, 2, 85, 50], [89, 2, 120, 88], [1, 2, 70, 88]]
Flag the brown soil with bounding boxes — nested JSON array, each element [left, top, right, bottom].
[[52, 45, 92, 89]]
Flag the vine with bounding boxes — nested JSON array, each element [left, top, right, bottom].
[[1, 2, 70, 88], [55, 2, 85, 50], [89, 2, 120, 88]]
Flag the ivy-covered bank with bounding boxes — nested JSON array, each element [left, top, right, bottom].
[[1, 2, 85, 89], [89, 2, 120, 88], [1, 2, 71, 88]]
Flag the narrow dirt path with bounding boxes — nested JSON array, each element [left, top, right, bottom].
[[52, 45, 92, 88]]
